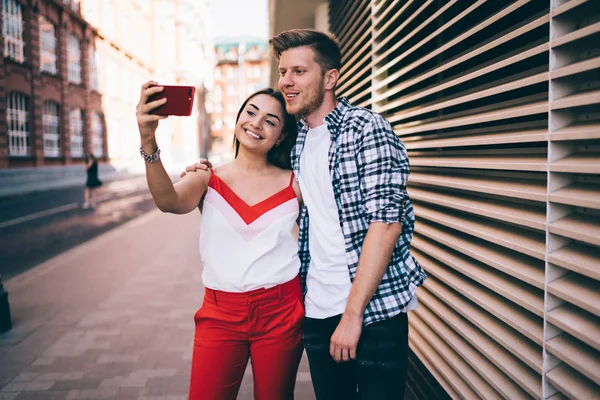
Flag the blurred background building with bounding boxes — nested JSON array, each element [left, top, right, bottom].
[[0, 0, 214, 176], [207, 39, 269, 162], [269, 1, 600, 400]]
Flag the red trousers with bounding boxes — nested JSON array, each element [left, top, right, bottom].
[[189, 276, 304, 400]]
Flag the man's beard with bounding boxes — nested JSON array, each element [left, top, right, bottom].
[[290, 79, 325, 117]]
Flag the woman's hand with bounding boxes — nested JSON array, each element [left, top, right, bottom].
[[136, 81, 168, 143]]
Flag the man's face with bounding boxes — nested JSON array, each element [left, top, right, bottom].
[[277, 46, 326, 117]]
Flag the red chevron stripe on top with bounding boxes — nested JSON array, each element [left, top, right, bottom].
[[208, 170, 297, 225]]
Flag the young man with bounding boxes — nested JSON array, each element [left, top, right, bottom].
[[270, 29, 426, 400], [185, 29, 426, 400]]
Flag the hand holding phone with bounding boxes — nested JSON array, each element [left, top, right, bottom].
[[148, 84, 196, 116]]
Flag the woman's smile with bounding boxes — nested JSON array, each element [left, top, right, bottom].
[[244, 128, 263, 140]]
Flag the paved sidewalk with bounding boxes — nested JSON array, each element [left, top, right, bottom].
[[0, 209, 315, 399]]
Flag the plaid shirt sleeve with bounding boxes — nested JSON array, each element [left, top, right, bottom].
[[356, 115, 410, 225]]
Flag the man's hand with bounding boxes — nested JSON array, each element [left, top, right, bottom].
[[180, 159, 213, 178], [330, 313, 363, 362]]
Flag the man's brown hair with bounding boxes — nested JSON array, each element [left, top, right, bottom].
[[269, 29, 341, 73]]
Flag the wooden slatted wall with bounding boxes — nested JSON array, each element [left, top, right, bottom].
[[328, 1, 600, 398]]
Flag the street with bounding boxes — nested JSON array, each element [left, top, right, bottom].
[[0, 179, 314, 399], [0, 176, 156, 280]]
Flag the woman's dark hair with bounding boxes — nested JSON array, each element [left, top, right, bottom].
[[233, 88, 297, 170]]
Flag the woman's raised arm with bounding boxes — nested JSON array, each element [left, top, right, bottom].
[[137, 80, 210, 214]]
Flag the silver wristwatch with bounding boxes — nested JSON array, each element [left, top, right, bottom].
[[140, 145, 161, 163]]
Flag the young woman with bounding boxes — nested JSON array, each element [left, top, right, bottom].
[[136, 81, 303, 400], [83, 153, 102, 209]]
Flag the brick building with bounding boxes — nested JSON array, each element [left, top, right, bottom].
[[208, 40, 269, 159], [0, 0, 213, 173], [0, 0, 105, 169]]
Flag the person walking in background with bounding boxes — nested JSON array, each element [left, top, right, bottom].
[[82, 153, 102, 209], [137, 82, 304, 400]]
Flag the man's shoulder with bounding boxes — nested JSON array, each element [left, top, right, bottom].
[[341, 103, 391, 133]]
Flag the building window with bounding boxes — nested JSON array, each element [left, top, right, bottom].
[[90, 112, 104, 157], [89, 46, 99, 91], [43, 101, 61, 157], [67, 34, 82, 84], [7, 92, 30, 156], [39, 16, 57, 74], [2, 0, 25, 63], [70, 108, 84, 157]]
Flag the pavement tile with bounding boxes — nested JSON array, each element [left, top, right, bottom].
[[1, 211, 317, 399], [1, 381, 54, 392], [96, 354, 140, 364], [65, 387, 119, 399], [13, 392, 69, 400]]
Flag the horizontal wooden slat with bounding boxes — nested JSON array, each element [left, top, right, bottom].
[[547, 304, 600, 351], [412, 235, 545, 317], [339, 5, 370, 58], [550, 122, 600, 141], [415, 203, 547, 265], [551, 0, 590, 18], [409, 172, 547, 202], [547, 273, 600, 316], [423, 278, 543, 374], [546, 393, 569, 400], [338, 44, 371, 85], [419, 287, 542, 398], [394, 101, 548, 136], [416, 219, 545, 289], [414, 306, 532, 399], [409, 186, 546, 230], [404, 128, 548, 149], [388, 70, 548, 124], [546, 363, 600, 400], [373, 1, 524, 89], [550, 152, 600, 174], [549, 213, 600, 246], [409, 338, 463, 400], [550, 55, 600, 79], [370, 0, 454, 86], [410, 314, 502, 399], [552, 90, 600, 110], [548, 242, 600, 280], [380, 41, 548, 114], [550, 20, 600, 48], [549, 182, 600, 209], [411, 154, 548, 172], [546, 334, 600, 386], [412, 248, 544, 345], [410, 328, 477, 400]]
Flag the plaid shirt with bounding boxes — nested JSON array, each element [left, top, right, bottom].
[[292, 97, 427, 326]]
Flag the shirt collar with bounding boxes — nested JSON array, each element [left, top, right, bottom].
[[297, 96, 352, 134]]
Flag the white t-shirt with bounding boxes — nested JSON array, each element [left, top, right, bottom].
[[298, 123, 418, 319], [299, 124, 352, 318]]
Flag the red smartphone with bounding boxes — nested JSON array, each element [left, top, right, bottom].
[[148, 85, 196, 116]]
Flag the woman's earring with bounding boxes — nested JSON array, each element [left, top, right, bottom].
[[275, 141, 281, 147]]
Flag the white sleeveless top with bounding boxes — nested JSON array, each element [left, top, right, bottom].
[[199, 170, 301, 292]]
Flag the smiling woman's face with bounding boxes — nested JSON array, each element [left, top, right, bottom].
[[234, 94, 285, 156]]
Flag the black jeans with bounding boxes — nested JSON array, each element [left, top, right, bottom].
[[303, 312, 409, 400]]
